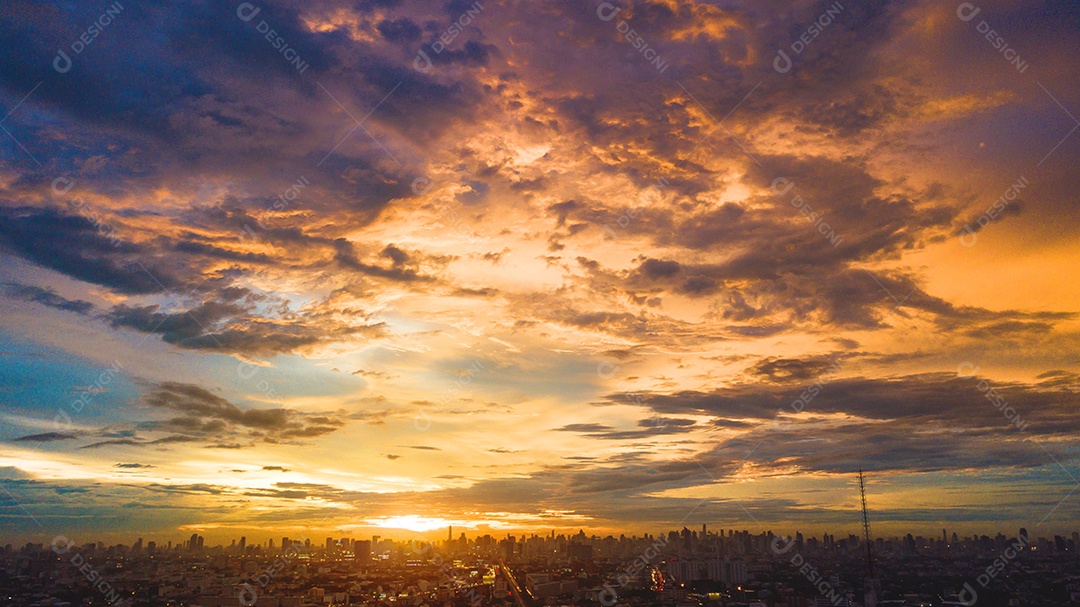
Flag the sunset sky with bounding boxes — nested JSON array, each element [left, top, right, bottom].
[[1, 0, 1079, 544]]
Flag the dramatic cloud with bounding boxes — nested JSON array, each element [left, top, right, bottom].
[[3, 283, 94, 315], [12, 432, 78, 443], [1, 0, 1078, 540], [139, 381, 347, 443]]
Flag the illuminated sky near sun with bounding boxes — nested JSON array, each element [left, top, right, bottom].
[[1, 0, 1079, 543]]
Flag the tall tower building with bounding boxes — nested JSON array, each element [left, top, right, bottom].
[[354, 540, 371, 561]]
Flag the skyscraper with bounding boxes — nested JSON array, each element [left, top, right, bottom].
[[354, 540, 371, 561]]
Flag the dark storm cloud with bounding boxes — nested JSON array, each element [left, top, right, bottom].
[[638, 258, 681, 278], [2, 282, 94, 315], [103, 289, 387, 356], [106, 302, 316, 355], [0, 0, 338, 141], [332, 239, 437, 283], [747, 357, 840, 383], [0, 0, 1077, 539], [64, 380, 349, 449], [0, 0, 483, 229], [140, 381, 347, 442], [699, 421, 1055, 477], [377, 17, 423, 43], [548, 152, 982, 331], [555, 418, 697, 440], [615, 370, 1080, 440], [339, 43, 488, 145], [0, 1, 209, 137], [80, 435, 202, 450], [0, 0, 995, 349], [0, 207, 180, 295], [12, 432, 78, 442], [576, 246, 1072, 334]]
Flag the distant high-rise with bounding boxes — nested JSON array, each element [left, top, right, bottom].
[[568, 543, 592, 563], [239, 536, 246, 552], [354, 539, 371, 561]]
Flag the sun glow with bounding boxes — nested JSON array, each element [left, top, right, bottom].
[[366, 516, 468, 533]]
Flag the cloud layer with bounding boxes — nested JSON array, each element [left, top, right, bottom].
[[1, 0, 1078, 540]]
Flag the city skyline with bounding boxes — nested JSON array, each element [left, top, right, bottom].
[[9, 523, 1060, 550], [2, 0, 1080, 552], [8, 520, 1071, 607]]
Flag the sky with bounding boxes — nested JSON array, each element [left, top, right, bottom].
[[1, 0, 1079, 545]]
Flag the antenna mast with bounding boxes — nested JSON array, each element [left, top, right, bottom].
[[859, 468, 874, 577], [859, 469, 878, 607]]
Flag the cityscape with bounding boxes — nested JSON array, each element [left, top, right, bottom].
[[2, 1, 1080, 607], [5, 523, 1080, 607]]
